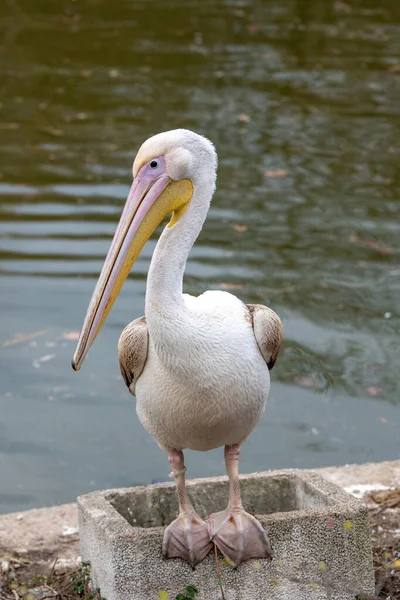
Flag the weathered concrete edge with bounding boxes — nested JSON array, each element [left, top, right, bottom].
[[1, 459, 399, 564], [78, 468, 364, 541]]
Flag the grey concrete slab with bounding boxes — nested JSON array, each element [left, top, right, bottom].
[[78, 468, 375, 600]]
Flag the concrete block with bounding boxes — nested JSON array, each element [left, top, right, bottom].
[[78, 469, 375, 600]]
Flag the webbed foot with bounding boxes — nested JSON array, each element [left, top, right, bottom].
[[207, 507, 272, 565], [163, 511, 212, 567]]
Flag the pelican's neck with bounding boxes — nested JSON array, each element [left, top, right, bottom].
[[145, 182, 212, 315]]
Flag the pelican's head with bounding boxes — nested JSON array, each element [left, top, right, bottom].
[[72, 129, 217, 371]]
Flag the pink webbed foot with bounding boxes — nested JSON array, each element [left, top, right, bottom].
[[207, 507, 272, 565], [163, 511, 213, 567]]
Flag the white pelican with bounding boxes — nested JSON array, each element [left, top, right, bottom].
[[72, 129, 283, 567]]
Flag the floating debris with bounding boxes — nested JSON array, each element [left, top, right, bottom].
[[295, 376, 317, 389], [265, 169, 288, 177], [32, 354, 55, 369], [365, 386, 383, 397], [62, 331, 80, 341], [219, 282, 244, 290], [2, 330, 48, 347]]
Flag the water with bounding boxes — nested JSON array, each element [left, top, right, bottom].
[[0, 0, 399, 514]]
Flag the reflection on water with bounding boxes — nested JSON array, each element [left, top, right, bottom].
[[0, 0, 399, 513]]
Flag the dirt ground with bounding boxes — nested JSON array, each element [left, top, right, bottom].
[[368, 489, 400, 599]]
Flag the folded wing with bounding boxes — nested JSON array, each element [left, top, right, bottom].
[[246, 304, 283, 370], [118, 316, 149, 393]]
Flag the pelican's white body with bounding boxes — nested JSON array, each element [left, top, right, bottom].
[[135, 290, 270, 451], [118, 129, 272, 452]]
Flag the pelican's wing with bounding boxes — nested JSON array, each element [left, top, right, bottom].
[[118, 316, 149, 393], [246, 304, 283, 370]]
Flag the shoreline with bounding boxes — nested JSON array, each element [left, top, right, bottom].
[[1, 460, 399, 562]]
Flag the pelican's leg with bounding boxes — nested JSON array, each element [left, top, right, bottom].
[[162, 449, 212, 566], [207, 444, 273, 565]]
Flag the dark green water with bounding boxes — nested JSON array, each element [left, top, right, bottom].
[[0, 0, 399, 514]]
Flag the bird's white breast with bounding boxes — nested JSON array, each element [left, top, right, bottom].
[[135, 291, 270, 451]]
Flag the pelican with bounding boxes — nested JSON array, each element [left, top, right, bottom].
[[72, 129, 283, 567]]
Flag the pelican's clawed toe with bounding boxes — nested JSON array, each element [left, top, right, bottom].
[[207, 508, 273, 565], [162, 512, 213, 567]]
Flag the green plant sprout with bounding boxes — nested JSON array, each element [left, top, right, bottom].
[[71, 561, 107, 600], [175, 583, 199, 600]]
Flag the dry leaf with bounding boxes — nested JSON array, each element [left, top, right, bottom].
[[233, 224, 247, 232], [367, 489, 400, 508], [348, 234, 359, 243], [62, 331, 80, 341], [219, 282, 244, 290], [334, 1, 352, 13], [246, 24, 260, 34], [390, 558, 400, 568], [295, 376, 317, 388], [44, 127, 64, 137], [365, 240, 380, 249], [265, 169, 288, 177], [365, 386, 383, 397]]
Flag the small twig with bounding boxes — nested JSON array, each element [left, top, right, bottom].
[[213, 543, 226, 600], [48, 556, 58, 581], [373, 503, 389, 517], [43, 582, 59, 595]]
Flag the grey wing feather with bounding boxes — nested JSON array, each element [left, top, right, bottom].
[[118, 316, 148, 394], [246, 304, 283, 370]]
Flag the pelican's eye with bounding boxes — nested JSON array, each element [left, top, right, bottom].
[[150, 160, 158, 169]]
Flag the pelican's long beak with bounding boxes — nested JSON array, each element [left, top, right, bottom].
[[72, 168, 192, 371]]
